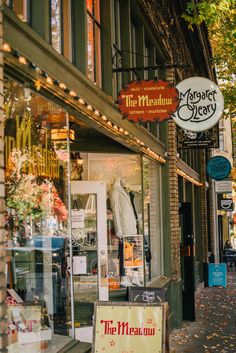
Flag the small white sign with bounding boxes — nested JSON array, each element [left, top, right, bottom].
[[73, 256, 87, 274], [72, 209, 85, 229], [172, 77, 224, 132], [215, 180, 232, 193]]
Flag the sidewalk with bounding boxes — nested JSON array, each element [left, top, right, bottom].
[[170, 272, 236, 353]]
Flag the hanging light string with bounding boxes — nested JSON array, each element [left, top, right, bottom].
[[177, 168, 203, 187], [1, 42, 166, 164]]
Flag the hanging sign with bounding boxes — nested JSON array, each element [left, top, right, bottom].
[[117, 80, 179, 123], [93, 302, 166, 353], [172, 77, 224, 132], [219, 198, 233, 211], [207, 156, 231, 181], [177, 125, 219, 149]]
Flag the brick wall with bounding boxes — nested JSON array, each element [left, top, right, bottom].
[[0, 1, 7, 351], [168, 119, 181, 280]]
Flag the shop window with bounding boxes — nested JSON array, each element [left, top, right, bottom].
[[143, 157, 163, 281], [71, 153, 145, 314], [86, 0, 102, 87], [4, 79, 73, 352]]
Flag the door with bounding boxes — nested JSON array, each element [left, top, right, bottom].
[[70, 181, 108, 341], [179, 202, 195, 321]]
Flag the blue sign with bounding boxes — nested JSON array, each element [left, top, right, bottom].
[[207, 156, 231, 181], [208, 263, 227, 288]]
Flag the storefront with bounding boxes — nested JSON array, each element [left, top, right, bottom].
[[4, 73, 163, 352]]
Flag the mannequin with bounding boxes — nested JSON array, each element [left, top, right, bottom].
[[109, 177, 139, 287], [109, 177, 137, 238]]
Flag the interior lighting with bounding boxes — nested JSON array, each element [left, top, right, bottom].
[[124, 130, 129, 135], [2, 43, 11, 52], [119, 127, 124, 133], [113, 125, 118, 130], [107, 121, 112, 126], [94, 110, 100, 116], [18, 56, 27, 65]]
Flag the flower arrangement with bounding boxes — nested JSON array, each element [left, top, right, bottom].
[[6, 148, 68, 221]]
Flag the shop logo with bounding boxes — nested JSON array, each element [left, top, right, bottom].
[[118, 80, 179, 123], [207, 156, 231, 181], [172, 77, 224, 132]]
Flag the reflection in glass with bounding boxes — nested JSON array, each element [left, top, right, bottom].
[[71, 194, 98, 327], [51, 0, 61, 53], [4, 79, 72, 352]]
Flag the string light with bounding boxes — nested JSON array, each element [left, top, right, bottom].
[[46, 76, 53, 85], [86, 104, 93, 111], [59, 82, 67, 90], [78, 98, 85, 105], [5, 45, 166, 165], [177, 168, 202, 186], [69, 90, 77, 97], [2, 43, 11, 52], [18, 56, 27, 65]]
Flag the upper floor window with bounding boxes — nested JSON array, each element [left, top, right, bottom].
[[50, 0, 72, 60], [51, 0, 62, 53], [5, 0, 28, 21], [86, 0, 101, 86]]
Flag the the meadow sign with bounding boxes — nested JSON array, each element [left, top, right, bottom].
[[93, 302, 166, 353], [118, 80, 179, 123]]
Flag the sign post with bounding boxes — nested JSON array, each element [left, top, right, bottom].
[[208, 263, 227, 288]]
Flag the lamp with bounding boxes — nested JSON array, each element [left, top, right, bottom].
[[51, 128, 75, 142]]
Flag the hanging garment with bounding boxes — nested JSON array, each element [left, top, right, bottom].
[[109, 179, 137, 237]]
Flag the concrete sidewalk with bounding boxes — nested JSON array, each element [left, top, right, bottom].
[[169, 271, 236, 353]]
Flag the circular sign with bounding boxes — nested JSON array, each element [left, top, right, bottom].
[[172, 77, 224, 132], [118, 80, 179, 123], [206, 156, 231, 181]]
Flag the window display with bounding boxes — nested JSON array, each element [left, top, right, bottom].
[[78, 153, 145, 292], [4, 79, 72, 352]]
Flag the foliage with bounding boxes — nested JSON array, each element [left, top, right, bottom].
[[182, 0, 236, 116]]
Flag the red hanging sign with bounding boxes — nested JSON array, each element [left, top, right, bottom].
[[117, 80, 179, 123]]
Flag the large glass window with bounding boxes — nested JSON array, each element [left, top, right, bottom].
[[4, 79, 73, 352], [86, 0, 102, 86], [75, 153, 144, 292], [143, 157, 163, 282]]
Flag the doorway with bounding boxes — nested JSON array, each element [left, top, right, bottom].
[[70, 181, 108, 342], [179, 202, 195, 321]]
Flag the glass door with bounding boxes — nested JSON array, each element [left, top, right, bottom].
[[70, 181, 108, 342]]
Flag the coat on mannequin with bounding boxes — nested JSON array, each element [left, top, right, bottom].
[[109, 177, 137, 238]]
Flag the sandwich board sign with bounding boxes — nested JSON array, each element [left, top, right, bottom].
[[93, 302, 166, 353]]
